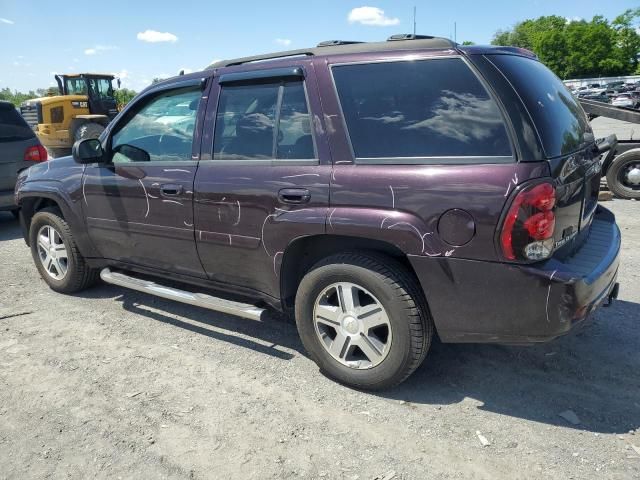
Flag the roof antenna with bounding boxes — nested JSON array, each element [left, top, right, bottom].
[[413, 6, 417, 35]]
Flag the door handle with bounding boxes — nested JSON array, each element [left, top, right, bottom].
[[278, 188, 311, 204], [160, 184, 184, 196]]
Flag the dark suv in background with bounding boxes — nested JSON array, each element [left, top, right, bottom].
[[14, 35, 621, 389], [1, 100, 47, 217]]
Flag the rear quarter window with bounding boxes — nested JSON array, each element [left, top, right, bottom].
[[488, 54, 593, 158], [331, 58, 513, 162], [0, 106, 35, 142]]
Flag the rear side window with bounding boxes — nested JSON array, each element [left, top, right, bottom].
[[213, 80, 315, 160], [0, 106, 35, 142], [488, 55, 592, 158], [332, 58, 512, 161]]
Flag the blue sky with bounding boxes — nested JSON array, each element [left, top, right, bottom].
[[1, 0, 638, 92]]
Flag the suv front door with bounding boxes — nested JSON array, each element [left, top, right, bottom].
[[81, 80, 207, 277], [194, 65, 331, 298]]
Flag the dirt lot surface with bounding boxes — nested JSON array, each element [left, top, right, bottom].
[[0, 200, 638, 480]]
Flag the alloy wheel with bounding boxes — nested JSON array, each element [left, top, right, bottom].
[[36, 225, 69, 280], [313, 282, 392, 369]]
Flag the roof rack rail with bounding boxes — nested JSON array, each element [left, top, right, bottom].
[[317, 40, 365, 47], [207, 49, 316, 69], [388, 34, 437, 41]]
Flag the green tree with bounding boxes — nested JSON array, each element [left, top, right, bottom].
[[612, 8, 640, 73], [114, 88, 137, 109], [461, 40, 475, 45], [492, 11, 640, 79]]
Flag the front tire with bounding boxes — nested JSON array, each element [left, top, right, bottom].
[[606, 150, 640, 200], [29, 207, 98, 293], [295, 252, 433, 390]]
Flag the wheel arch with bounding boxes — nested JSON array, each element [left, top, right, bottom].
[[17, 192, 98, 257], [279, 234, 422, 313]]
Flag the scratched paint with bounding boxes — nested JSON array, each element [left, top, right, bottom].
[[138, 179, 150, 218]]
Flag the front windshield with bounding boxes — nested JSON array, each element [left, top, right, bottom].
[[65, 78, 87, 95], [87, 78, 114, 99]]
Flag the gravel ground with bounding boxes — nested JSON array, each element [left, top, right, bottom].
[[591, 116, 639, 141], [0, 200, 639, 480]]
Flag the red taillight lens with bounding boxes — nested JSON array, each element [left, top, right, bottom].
[[24, 145, 48, 162], [524, 211, 555, 240], [500, 182, 556, 261]]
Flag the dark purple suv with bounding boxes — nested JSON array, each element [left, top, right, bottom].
[[15, 36, 621, 389]]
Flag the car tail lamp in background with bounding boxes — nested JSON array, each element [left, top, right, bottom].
[[24, 145, 48, 162], [500, 182, 556, 262]]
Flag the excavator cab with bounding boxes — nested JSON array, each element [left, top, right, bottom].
[[55, 74, 119, 119]]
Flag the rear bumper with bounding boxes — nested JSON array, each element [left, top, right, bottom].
[[0, 190, 17, 210], [410, 206, 621, 344]]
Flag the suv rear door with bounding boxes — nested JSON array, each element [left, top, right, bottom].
[[194, 64, 331, 298]]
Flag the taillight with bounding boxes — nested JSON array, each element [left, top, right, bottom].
[[24, 145, 48, 162], [500, 181, 556, 261]]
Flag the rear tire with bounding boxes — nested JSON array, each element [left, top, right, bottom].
[[295, 252, 433, 390], [29, 207, 98, 293], [74, 122, 105, 142], [606, 150, 640, 200]]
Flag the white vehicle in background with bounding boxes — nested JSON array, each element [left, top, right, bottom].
[[611, 93, 640, 109]]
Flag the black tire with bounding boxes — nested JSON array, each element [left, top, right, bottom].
[[29, 207, 98, 293], [74, 122, 105, 142], [606, 150, 640, 200], [295, 252, 433, 390]]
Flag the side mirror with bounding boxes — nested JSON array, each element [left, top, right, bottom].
[[113, 144, 150, 162], [72, 138, 104, 164]]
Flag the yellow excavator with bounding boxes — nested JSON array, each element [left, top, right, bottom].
[[20, 73, 120, 157]]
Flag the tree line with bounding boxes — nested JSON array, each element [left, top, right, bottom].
[[491, 9, 640, 79]]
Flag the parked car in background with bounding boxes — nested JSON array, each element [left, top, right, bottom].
[[612, 93, 640, 109], [582, 92, 611, 103], [0, 100, 48, 218], [604, 81, 625, 90], [14, 37, 621, 389]]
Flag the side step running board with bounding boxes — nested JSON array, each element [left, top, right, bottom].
[[99, 268, 266, 321]]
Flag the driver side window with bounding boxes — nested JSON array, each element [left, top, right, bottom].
[[111, 87, 201, 163]]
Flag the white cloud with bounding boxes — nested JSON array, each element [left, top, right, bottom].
[[117, 69, 129, 80], [84, 45, 116, 55], [348, 6, 399, 26], [0, 17, 14, 25], [137, 29, 178, 43], [565, 16, 583, 24], [275, 38, 292, 47]]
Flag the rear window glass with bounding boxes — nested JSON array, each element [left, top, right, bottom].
[[489, 55, 592, 158], [331, 58, 512, 160], [0, 106, 35, 142]]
